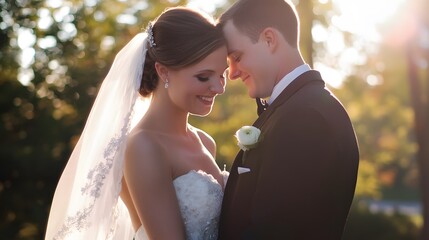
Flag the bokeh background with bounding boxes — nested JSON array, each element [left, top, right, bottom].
[[1, 0, 428, 239]]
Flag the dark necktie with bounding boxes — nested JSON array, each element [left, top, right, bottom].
[[256, 98, 268, 116]]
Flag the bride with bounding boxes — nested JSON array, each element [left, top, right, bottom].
[[45, 7, 228, 240]]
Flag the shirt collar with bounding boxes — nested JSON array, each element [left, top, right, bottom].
[[268, 64, 311, 105]]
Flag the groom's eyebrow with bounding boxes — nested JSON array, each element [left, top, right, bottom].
[[227, 52, 237, 60], [228, 48, 242, 56], [227, 47, 238, 55], [227, 50, 236, 56]]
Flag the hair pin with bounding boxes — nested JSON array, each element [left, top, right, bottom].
[[147, 22, 156, 48]]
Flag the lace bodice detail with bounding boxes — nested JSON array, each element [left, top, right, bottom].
[[174, 170, 224, 239], [135, 170, 226, 240]]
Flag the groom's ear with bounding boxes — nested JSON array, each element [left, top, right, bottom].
[[259, 27, 278, 53]]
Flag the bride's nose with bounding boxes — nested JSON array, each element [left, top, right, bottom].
[[209, 76, 226, 95]]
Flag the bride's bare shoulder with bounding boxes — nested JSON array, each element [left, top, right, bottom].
[[125, 128, 169, 169], [128, 127, 160, 146], [189, 125, 216, 157]]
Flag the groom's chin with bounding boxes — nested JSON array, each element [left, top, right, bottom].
[[247, 88, 260, 99], [248, 91, 259, 99]]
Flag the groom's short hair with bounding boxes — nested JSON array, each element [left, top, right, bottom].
[[218, 0, 299, 47]]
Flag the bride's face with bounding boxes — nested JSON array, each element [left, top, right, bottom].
[[167, 46, 228, 116]]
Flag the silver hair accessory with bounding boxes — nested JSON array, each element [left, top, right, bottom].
[[147, 22, 156, 48]]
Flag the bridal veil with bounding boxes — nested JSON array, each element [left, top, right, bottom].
[[45, 33, 150, 240]]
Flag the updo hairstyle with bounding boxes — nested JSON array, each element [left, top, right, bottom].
[[139, 7, 225, 97]]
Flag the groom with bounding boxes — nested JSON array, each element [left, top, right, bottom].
[[217, 0, 359, 239]]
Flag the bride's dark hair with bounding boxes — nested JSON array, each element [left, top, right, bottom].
[[140, 7, 225, 97]]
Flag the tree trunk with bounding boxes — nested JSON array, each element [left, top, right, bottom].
[[296, 0, 314, 67], [406, 8, 429, 237]]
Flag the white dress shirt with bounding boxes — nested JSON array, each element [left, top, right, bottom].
[[268, 64, 311, 105]]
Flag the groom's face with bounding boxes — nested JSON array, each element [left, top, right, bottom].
[[222, 21, 275, 99]]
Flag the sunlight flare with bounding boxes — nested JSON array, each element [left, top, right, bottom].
[[332, 0, 407, 42]]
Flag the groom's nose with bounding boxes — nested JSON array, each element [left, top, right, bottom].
[[228, 65, 241, 80]]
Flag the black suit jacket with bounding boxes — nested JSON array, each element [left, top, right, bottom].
[[218, 71, 359, 240]]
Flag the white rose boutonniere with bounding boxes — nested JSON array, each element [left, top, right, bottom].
[[235, 126, 261, 151]]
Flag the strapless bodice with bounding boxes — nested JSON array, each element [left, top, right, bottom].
[[134, 170, 226, 240]]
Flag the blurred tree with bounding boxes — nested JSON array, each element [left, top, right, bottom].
[[403, 0, 429, 238], [0, 0, 186, 239], [295, 0, 335, 67], [343, 203, 419, 240], [310, 0, 422, 203], [333, 54, 418, 201], [0, 0, 424, 239], [296, 0, 315, 67]]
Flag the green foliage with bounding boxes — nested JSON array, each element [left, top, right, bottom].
[[0, 0, 425, 239], [343, 203, 420, 240], [330, 41, 419, 200], [0, 0, 190, 239]]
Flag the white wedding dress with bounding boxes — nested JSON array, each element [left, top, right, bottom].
[[45, 34, 228, 240], [134, 170, 227, 240]]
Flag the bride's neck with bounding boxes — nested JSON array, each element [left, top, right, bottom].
[[142, 95, 190, 135]]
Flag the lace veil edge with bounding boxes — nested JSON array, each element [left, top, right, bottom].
[[45, 33, 150, 240]]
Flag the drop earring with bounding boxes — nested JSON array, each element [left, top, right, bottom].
[[164, 79, 169, 89]]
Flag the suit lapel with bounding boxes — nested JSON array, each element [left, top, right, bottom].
[[224, 71, 324, 198], [253, 70, 324, 129]]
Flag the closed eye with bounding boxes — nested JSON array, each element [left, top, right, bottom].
[[228, 53, 241, 63], [196, 76, 210, 82]]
